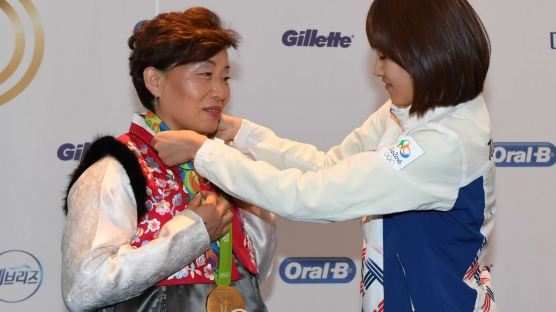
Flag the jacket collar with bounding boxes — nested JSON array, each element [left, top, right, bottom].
[[388, 95, 485, 131]]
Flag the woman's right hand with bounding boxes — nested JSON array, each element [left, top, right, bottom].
[[185, 191, 234, 241], [215, 114, 243, 143], [152, 130, 208, 167]]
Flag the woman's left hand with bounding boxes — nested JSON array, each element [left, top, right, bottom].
[[152, 130, 208, 166], [232, 197, 276, 223], [214, 114, 243, 143]]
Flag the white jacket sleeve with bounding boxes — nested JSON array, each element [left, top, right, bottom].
[[61, 157, 210, 311], [231, 103, 392, 172], [194, 126, 464, 223]]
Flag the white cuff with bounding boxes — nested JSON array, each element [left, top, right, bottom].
[[230, 119, 256, 153], [194, 138, 223, 178]]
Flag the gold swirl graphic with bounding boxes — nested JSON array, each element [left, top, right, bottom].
[[0, 0, 44, 105]]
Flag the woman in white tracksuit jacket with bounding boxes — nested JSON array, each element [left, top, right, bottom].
[[152, 0, 496, 311]]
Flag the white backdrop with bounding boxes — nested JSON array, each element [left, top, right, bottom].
[[1, 0, 555, 311]]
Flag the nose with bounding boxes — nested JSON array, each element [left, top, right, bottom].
[[373, 58, 384, 77], [211, 79, 229, 102]]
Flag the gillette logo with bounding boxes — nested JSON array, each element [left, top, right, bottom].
[[57, 142, 91, 161], [282, 29, 352, 48], [493, 142, 555, 167], [279, 257, 356, 284]]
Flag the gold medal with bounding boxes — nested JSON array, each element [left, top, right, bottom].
[[206, 285, 245, 312]]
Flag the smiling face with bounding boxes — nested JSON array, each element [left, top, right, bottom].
[[145, 49, 231, 134], [373, 51, 414, 108]]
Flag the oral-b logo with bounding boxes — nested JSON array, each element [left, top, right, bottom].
[[279, 257, 356, 284], [282, 29, 352, 48], [493, 142, 555, 167]]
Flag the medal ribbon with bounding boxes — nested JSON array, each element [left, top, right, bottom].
[[144, 112, 233, 284], [215, 224, 233, 286]]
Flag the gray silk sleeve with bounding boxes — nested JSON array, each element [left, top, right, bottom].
[[61, 157, 210, 312]]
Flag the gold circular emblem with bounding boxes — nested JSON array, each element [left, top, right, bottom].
[[0, 0, 44, 106], [206, 285, 245, 312]]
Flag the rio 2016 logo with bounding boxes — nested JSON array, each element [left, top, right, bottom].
[[0, 0, 44, 106], [397, 139, 411, 158]]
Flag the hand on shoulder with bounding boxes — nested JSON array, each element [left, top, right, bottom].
[[152, 130, 208, 166], [214, 114, 243, 143]]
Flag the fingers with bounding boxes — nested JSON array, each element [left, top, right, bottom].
[[151, 132, 190, 166], [219, 199, 234, 226], [201, 191, 218, 205], [213, 195, 234, 238], [151, 133, 175, 166], [151, 133, 168, 156], [188, 192, 203, 208], [215, 114, 243, 142], [188, 191, 234, 241], [151, 133, 160, 148]]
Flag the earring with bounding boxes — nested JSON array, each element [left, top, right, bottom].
[[152, 94, 159, 108]]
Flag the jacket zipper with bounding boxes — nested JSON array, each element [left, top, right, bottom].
[[397, 254, 416, 312]]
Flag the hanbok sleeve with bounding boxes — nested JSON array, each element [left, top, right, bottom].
[[61, 156, 210, 311]]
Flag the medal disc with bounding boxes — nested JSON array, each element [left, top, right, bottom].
[[206, 285, 245, 312]]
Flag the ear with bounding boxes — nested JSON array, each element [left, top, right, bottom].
[[143, 66, 163, 96]]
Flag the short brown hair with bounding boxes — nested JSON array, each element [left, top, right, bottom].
[[128, 7, 240, 110], [366, 0, 490, 116]]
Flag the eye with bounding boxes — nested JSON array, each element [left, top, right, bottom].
[[198, 72, 212, 79], [223, 76, 231, 83]]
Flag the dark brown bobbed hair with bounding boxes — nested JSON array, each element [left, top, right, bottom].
[[366, 0, 490, 116], [128, 7, 240, 110]]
